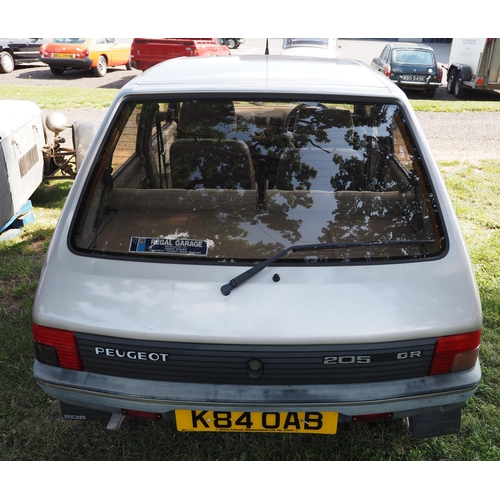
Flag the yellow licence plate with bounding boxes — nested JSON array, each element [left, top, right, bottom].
[[175, 410, 338, 434], [53, 53, 74, 58]]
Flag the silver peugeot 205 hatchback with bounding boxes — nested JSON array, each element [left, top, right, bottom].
[[32, 54, 481, 438]]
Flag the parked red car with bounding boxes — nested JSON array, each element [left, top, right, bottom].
[[130, 38, 230, 71]]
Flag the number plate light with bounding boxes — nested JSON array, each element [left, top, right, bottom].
[[122, 410, 162, 420]]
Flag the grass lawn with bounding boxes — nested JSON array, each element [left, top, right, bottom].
[[1, 159, 499, 461], [0, 85, 117, 109], [2, 84, 500, 112], [1, 86, 499, 460]]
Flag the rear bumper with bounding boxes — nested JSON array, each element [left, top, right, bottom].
[[467, 81, 500, 91], [395, 77, 442, 90], [130, 60, 155, 71], [40, 56, 93, 69], [34, 359, 481, 417]]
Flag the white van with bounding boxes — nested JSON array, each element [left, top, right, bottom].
[[32, 55, 482, 438], [0, 100, 44, 231], [447, 38, 500, 97]]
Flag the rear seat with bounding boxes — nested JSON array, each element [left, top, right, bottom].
[[264, 106, 418, 241], [107, 188, 258, 212], [265, 190, 413, 215], [276, 106, 367, 192], [265, 189, 416, 241], [169, 99, 255, 191]]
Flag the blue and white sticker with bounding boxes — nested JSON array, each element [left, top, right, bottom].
[[129, 237, 209, 256]]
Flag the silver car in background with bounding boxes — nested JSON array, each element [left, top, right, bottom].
[[280, 38, 340, 58]]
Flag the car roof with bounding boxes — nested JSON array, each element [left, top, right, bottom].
[[386, 42, 435, 51], [121, 55, 404, 98]]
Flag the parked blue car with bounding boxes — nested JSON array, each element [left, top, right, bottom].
[[371, 42, 442, 97]]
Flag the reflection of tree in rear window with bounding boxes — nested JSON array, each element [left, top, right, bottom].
[[72, 98, 444, 263]]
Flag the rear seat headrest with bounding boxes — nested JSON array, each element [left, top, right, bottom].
[[178, 100, 236, 138]]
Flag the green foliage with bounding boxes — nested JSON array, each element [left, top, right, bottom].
[[2, 83, 500, 112], [411, 100, 500, 112], [0, 84, 117, 109]]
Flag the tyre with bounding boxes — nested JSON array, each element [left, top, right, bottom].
[[93, 55, 107, 77], [49, 65, 65, 76], [446, 69, 456, 94], [454, 71, 466, 98], [226, 39, 237, 49], [125, 58, 132, 70], [0, 51, 15, 74]]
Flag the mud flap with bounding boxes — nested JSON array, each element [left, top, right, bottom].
[[60, 401, 112, 421], [412, 406, 462, 439]]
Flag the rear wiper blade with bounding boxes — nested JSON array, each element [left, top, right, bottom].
[[221, 239, 435, 296]]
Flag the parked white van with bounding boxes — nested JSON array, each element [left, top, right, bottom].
[[447, 38, 500, 97], [32, 55, 482, 438]]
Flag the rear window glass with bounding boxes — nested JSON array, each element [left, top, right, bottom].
[[284, 38, 329, 48], [393, 49, 435, 65], [51, 38, 88, 44], [71, 99, 445, 264]]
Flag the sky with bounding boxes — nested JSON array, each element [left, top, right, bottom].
[[3, 2, 486, 38]]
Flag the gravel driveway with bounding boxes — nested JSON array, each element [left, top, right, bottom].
[[0, 62, 139, 88], [416, 111, 500, 162], [44, 109, 500, 165], [4, 63, 500, 163]]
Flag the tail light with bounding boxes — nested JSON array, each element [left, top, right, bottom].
[[429, 330, 481, 375], [83, 48, 90, 57], [385, 64, 391, 77], [438, 65, 443, 82], [33, 323, 83, 370]]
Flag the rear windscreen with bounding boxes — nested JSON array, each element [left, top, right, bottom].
[[51, 38, 88, 44], [393, 49, 435, 65], [71, 99, 445, 263]]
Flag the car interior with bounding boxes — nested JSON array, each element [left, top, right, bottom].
[[72, 98, 443, 262]]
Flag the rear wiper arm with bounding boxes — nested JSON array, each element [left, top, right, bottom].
[[221, 239, 435, 296]]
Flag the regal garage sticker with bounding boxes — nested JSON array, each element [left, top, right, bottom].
[[129, 237, 208, 256]]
